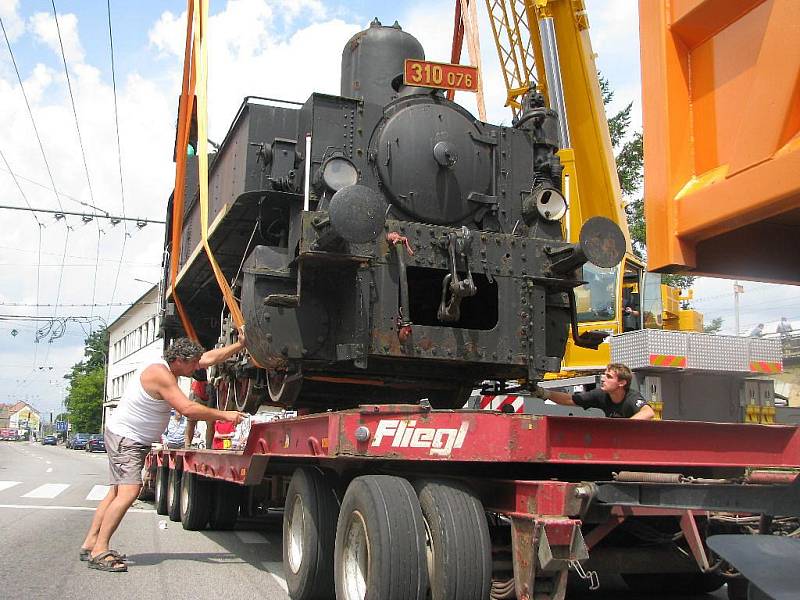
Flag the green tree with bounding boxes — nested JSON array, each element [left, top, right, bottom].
[[601, 76, 696, 293], [64, 328, 108, 432], [703, 317, 724, 334]]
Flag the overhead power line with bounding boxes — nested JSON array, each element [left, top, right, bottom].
[[106, 0, 129, 324], [52, 0, 102, 333], [0, 204, 165, 225], [0, 16, 66, 214]]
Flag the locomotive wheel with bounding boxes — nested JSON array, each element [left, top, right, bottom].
[[413, 479, 491, 600], [334, 475, 427, 600], [283, 468, 339, 600], [154, 465, 169, 515], [231, 375, 266, 413], [180, 471, 212, 531], [267, 369, 303, 406], [167, 467, 182, 522], [216, 378, 232, 411]]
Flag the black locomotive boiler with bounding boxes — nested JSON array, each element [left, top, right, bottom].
[[162, 19, 624, 412]]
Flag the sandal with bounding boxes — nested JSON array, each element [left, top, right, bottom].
[[87, 550, 128, 572], [81, 548, 125, 562]]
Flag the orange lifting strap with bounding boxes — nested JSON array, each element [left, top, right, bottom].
[[169, 0, 245, 340]]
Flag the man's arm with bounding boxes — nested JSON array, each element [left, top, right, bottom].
[[535, 388, 576, 406], [630, 403, 655, 420], [198, 328, 246, 368], [143, 365, 245, 424]]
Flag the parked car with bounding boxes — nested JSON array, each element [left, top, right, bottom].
[[0, 428, 18, 441], [67, 433, 90, 450], [41, 434, 58, 446], [85, 434, 105, 453]]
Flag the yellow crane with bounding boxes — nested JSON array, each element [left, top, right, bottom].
[[453, 0, 702, 376]]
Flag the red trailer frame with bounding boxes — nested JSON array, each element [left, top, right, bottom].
[[146, 407, 800, 600]]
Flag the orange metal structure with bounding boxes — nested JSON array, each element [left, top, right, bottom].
[[639, 0, 800, 284]]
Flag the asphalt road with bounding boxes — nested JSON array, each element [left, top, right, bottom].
[[0, 440, 730, 600], [0, 440, 289, 600]]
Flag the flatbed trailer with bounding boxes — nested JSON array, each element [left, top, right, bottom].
[[145, 406, 800, 600]]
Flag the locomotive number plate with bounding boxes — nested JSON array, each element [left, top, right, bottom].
[[403, 59, 479, 92]]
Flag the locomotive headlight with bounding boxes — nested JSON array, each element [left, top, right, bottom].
[[321, 156, 359, 191], [534, 187, 568, 221]]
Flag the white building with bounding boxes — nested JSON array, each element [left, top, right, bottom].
[[104, 285, 162, 429]]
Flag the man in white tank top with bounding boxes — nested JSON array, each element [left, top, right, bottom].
[[81, 333, 248, 572]]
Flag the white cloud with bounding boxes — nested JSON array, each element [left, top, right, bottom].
[[0, 0, 24, 42], [29, 10, 85, 65]]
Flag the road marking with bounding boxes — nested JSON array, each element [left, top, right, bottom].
[[235, 531, 268, 544], [22, 483, 70, 498], [0, 504, 155, 513], [46, 468, 53, 473], [263, 562, 288, 592], [86, 485, 109, 501], [0, 481, 22, 492]]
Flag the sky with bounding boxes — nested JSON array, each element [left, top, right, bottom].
[[1, 0, 798, 417]]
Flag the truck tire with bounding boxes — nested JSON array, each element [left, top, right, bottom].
[[154, 465, 169, 515], [413, 479, 492, 600], [283, 467, 339, 600], [167, 467, 182, 522], [180, 471, 212, 530], [623, 572, 725, 594], [208, 481, 242, 530], [334, 475, 427, 600]]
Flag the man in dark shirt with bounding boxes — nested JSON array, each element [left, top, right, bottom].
[[536, 363, 655, 419]]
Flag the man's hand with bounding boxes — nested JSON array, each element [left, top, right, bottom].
[[222, 410, 248, 426], [532, 386, 551, 400], [236, 325, 246, 348]]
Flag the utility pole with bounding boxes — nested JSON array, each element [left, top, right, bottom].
[[734, 281, 744, 335]]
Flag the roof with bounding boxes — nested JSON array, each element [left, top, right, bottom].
[[107, 284, 159, 330]]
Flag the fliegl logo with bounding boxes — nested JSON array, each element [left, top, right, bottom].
[[371, 419, 469, 457]]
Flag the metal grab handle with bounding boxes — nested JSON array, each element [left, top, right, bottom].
[[437, 228, 477, 322]]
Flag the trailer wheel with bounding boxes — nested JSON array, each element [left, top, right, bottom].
[[154, 465, 169, 515], [413, 479, 491, 600], [167, 467, 182, 522], [208, 481, 242, 530], [334, 475, 427, 600], [283, 467, 339, 600], [180, 471, 212, 530], [623, 572, 725, 594]]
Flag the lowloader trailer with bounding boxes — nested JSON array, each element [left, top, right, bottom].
[[144, 406, 800, 600]]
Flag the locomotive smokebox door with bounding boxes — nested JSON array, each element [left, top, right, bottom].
[[373, 101, 492, 225]]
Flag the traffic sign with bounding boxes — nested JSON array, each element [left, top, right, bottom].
[[55, 421, 67, 432]]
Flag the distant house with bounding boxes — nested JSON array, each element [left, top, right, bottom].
[[8, 401, 41, 436], [104, 285, 163, 430]]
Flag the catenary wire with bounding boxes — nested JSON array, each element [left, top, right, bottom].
[[1, 144, 45, 370], [51, 0, 102, 333], [106, 0, 129, 324]]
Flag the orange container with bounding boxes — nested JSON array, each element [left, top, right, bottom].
[[638, 0, 800, 284]]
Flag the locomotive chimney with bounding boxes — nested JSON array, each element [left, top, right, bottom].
[[341, 18, 425, 106]]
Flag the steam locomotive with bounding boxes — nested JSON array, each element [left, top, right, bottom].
[[162, 19, 624, 412]]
